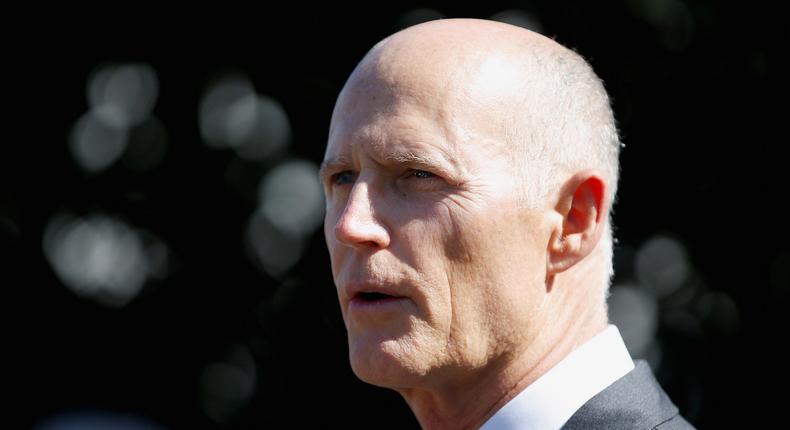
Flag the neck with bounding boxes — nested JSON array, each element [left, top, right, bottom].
[[397, 278, 607, 430]]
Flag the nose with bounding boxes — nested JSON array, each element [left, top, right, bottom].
[[333, 181, 390, 250]]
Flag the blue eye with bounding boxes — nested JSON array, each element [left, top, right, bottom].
[[332, 171, 356, 185], [412, 170, 434, 179]]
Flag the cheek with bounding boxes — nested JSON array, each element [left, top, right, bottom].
[[387, 208, 456, 322], [436, 198, 489, 266], [401, 203, 483, 316], [440, 199, 545, 308], [389, 200, 453, 262], [323, 211, 346, 278]]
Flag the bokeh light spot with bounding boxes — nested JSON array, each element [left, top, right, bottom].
[[200, 345, 257, 425], [69, 110, 128, 173], [697, 291, 740, 335], [234, 95, 291, 161], [200, 74, 257, 149], [635, 234, 690, 298], [608, 284, 658, 358], [258, 159, 323, 238], [199, 75, 291, 160], [245, 209, 304, 278], [43, 213, 169, 307], [87, 63, 159, 129]]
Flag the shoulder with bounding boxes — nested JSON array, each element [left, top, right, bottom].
[[561, 360, 695, 430]]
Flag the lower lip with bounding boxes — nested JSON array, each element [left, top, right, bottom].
[[348, 296, 409, 314]]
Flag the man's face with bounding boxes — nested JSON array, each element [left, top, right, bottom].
[[321, 72, 551, 390]]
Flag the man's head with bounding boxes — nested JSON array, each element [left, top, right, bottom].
[[321, 18, 620, 397]]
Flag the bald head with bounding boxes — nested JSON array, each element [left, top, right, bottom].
[[332, 18, 620, 206], [343, 19, 559, 103], [333, 19, 566, 146]]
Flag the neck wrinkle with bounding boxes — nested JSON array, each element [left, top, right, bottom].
[[400, 271, 607, 430]]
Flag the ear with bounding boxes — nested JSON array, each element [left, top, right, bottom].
[[546, 170, 609, 275]]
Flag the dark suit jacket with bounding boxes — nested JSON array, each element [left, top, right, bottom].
[[561, 360, 694, 429]]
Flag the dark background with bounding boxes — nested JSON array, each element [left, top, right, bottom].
[[6, 2, 785, 428]]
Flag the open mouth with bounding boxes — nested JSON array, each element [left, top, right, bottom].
[[356, 291, 398, 302], [348, 290, 407, 313]]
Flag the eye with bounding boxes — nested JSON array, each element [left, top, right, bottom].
[[411, 169, 435, 179], [331, 170, 356, 185]]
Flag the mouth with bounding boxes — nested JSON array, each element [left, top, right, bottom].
[[355, 291, 400, 302], [348, 289, 409, 315]]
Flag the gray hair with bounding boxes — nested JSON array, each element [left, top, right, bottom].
[[506, 44, 622, 296]]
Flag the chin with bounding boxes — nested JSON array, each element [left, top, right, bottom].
[[348, 336, 431, 389]]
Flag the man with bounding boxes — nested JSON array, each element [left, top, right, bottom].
[[320, 18, 693, 430]]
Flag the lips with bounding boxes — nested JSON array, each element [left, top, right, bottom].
[[356, 291, 400, 302], [346, 281, 406, 301], [345, 282, 410, 314]]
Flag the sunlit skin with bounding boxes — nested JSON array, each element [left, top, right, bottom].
[[322, 19, 611, 430]]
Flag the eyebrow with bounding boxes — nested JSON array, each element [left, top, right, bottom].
[[385, 151, 445, 170], [319, 155, 352, 183], [319, 150, 456, 182], [384, 149, 462, 181]]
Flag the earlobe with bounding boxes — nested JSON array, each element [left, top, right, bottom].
[[546, 171, 608, 275]]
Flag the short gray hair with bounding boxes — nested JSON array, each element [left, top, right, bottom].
[[506, 44, 622, 295]]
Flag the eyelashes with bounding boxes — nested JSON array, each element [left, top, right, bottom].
[[331, 170, 356, 185], [411, 170, 435, 179]]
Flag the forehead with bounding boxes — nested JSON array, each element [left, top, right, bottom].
[[328, 99, 458, 157], [325, 71, 499, 164], [324, 43, 528, 170], [325, 82, 452, 159]]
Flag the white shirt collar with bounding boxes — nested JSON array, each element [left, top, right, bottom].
[[479, 324, 634, 430]]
